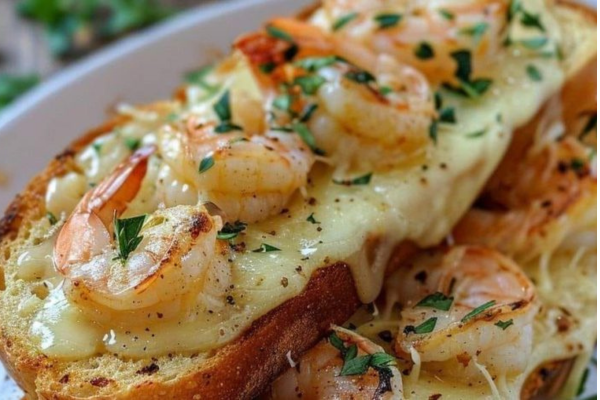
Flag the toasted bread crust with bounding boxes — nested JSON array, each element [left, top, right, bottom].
[[0, 1, 596, 399]]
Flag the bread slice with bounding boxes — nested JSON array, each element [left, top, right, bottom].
[[0, 1, 596, 399]]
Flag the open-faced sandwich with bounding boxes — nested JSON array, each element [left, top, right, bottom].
[[0, 0, 596, 399]]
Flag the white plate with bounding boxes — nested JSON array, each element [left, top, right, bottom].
[[0, 0, 596, 398]]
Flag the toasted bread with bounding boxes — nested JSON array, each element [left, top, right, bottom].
[[0, 1, 596, 399]]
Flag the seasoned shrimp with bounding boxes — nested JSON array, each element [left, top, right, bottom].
[[385, 246, 537, 383], [315, 0, 509, 85], [236, 18, 435, 172], [158, 116, 315, 223], [453, 62, 597, 261], [54, 146, 229, 312], [267, 326, 403, 400]]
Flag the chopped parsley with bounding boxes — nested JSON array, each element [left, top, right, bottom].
[[332, 12, 358, 31], [518, 37, 548, 50], [461, 300, 496, 323], [299, 103, 318, 122], [345, 70, 376, 84], [443, 50, 492, 98], [526, 64, 543, 81], [214, 121, 243, 133], [459, 22, 489, 44], [520, 10, 545, 32], [273, 93, 293, 112], [306, 213, 319, 224], [293, 123, 325, 155], [374, 13, 402, 30], [379, 86, 393, 96], [466, 129, 487, 138], [213, 90, 243, 132], [438, 107, 456, 124], [294, 75, 326, 95], [414, 42, 435, 59], [259, 62, 276, 74], [494, 319, 514, 330], [113, 214, 146, 262], [580, 113, 597, 139], [295, 56, 338, 72], [92, 141, 102, 154], [438, 9, 454, 20], [266, 25, 293, 42], [508, 0, 521, 22], [46, 211, 58, 225], [217, 221, 247, 240], [252, 243, 281, 253], [198, 155, 215, 174], [577, 368, 590, 396], [403, 317, 437, 335], [333, 173, 372, 186], [429, 120, 438, 143], [415, 292, 454, 311], [124, 137, 141, 151], [570, 158, 586, 172]]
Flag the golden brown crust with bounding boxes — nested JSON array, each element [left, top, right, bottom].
[[521, 358, 577, 400]]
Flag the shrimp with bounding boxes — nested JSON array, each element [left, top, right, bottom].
[[54, 146, 230, 313], [158, 116, 315, 223], [235, 18, 435, 172], [453, 61, 597, 261], [315, 0, 509, 85], [384, 246, 537, 382], [267, 326, 403, 400]]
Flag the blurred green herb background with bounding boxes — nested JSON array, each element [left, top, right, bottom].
[[0, 0, 198, 112]]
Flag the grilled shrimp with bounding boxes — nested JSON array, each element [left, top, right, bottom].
[[158, 116, 315, 223], [385, 246, 537, 383], [314, 0, 510, 85], [54, 146, 230, 312], [235, 18, 435, 172], [453, 60, 597, 261], [267, 326, 403, 400]]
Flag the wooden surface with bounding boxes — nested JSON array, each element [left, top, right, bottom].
[[0, 0, 211, 78]]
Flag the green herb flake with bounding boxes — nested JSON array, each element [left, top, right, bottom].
[[415, 292, 454, 311], [46, 211, 58, 225], [294, 75, 327, 95], [185, 65, 213, 85], [345, 70, 376, 84], [259, 62, 276, 74], [466, 129, 487, 138], [494, 319, 514, 330], [214, 121, 243, 133], [461, 300, 496, 323], [451, 50, 472, 83], [217, 221, 247, 240], [295, 56, 338, 72], [414, 42, 435, 60], [252, 243, 281, 253], [299, 103, 318, 122], [379, 86, 393, 96], [328, 332, 346, 352], [124, 137, 141, 151], [508, 0, 521, 22], [439, 9, 455, 20], [579, 113, 596, 139], [404, 317, 437, 335], [213, 90, 232, 121], [266, 24, 293, 42], [92, 142, 102, 154], [273, 94, 292, 112], [293, 123, 325, 155], [577, 368, 590, 396], [374, 13, 402, 30], [306, 213, 319, 224], [333, 173, 373, 186], [459, 22, 489, 44], [332, 12, 358, 31], [520, 10, 545, 32], [113, 214, 146, 262], [198, 155, 215, 174], [518, 37, 548, 50], [429, 120, 438, 143], [526, 64, 543, 81], [570, 158, 586, 172], [439, 107, 456, 124]]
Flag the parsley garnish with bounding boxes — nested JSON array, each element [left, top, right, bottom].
[[252, 243, 281, 253], [124, 137, 141, 151], [213, 90, 243, 132], [214, 121, 243, 133], [259, 62, 276, 74], [92, 141, 102, 154], [438, 107, 456, 124], [459, 22, 489, 44], [273, 94, 292, 112], [113, 214, 146, 262], [295, 56, 338, 72], [46, 211, 58, 225], [266, 25, 293, 42], [333, 173, 372, 186], [306, 213, 319, 224], [439, 9, 454, 20], [461, 300, 496, 323], [217, 221, 247, 240], [414, 42, 435, 59], [526, 64, 543, 81], [333, 12, 358, 31], [508, 0, 521, 22], [466, 129, 487, 138], [198, 155, 215, 174], [294, 75, 326, 95], [299, 103, 318, 122], [579, 113, 596, 139], [494, 319, 514, 330], [293, 123, 325, 155], [577, 368, 590, 396], [443, 50, 492, 98], [429, 120, 438, 143], [404, 317, 437, 335], [520, 10, 545, 32], [345, 70, 376, 84], [374, 13, 402, 30], [379, 86, 393, 96], [415, 292, 454, 311], [518, 37, 548, 49]]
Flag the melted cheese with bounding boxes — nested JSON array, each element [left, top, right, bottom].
[[29, 2, 570, 361]]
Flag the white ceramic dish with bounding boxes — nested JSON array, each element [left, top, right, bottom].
[[0, 0, 596, 398]]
